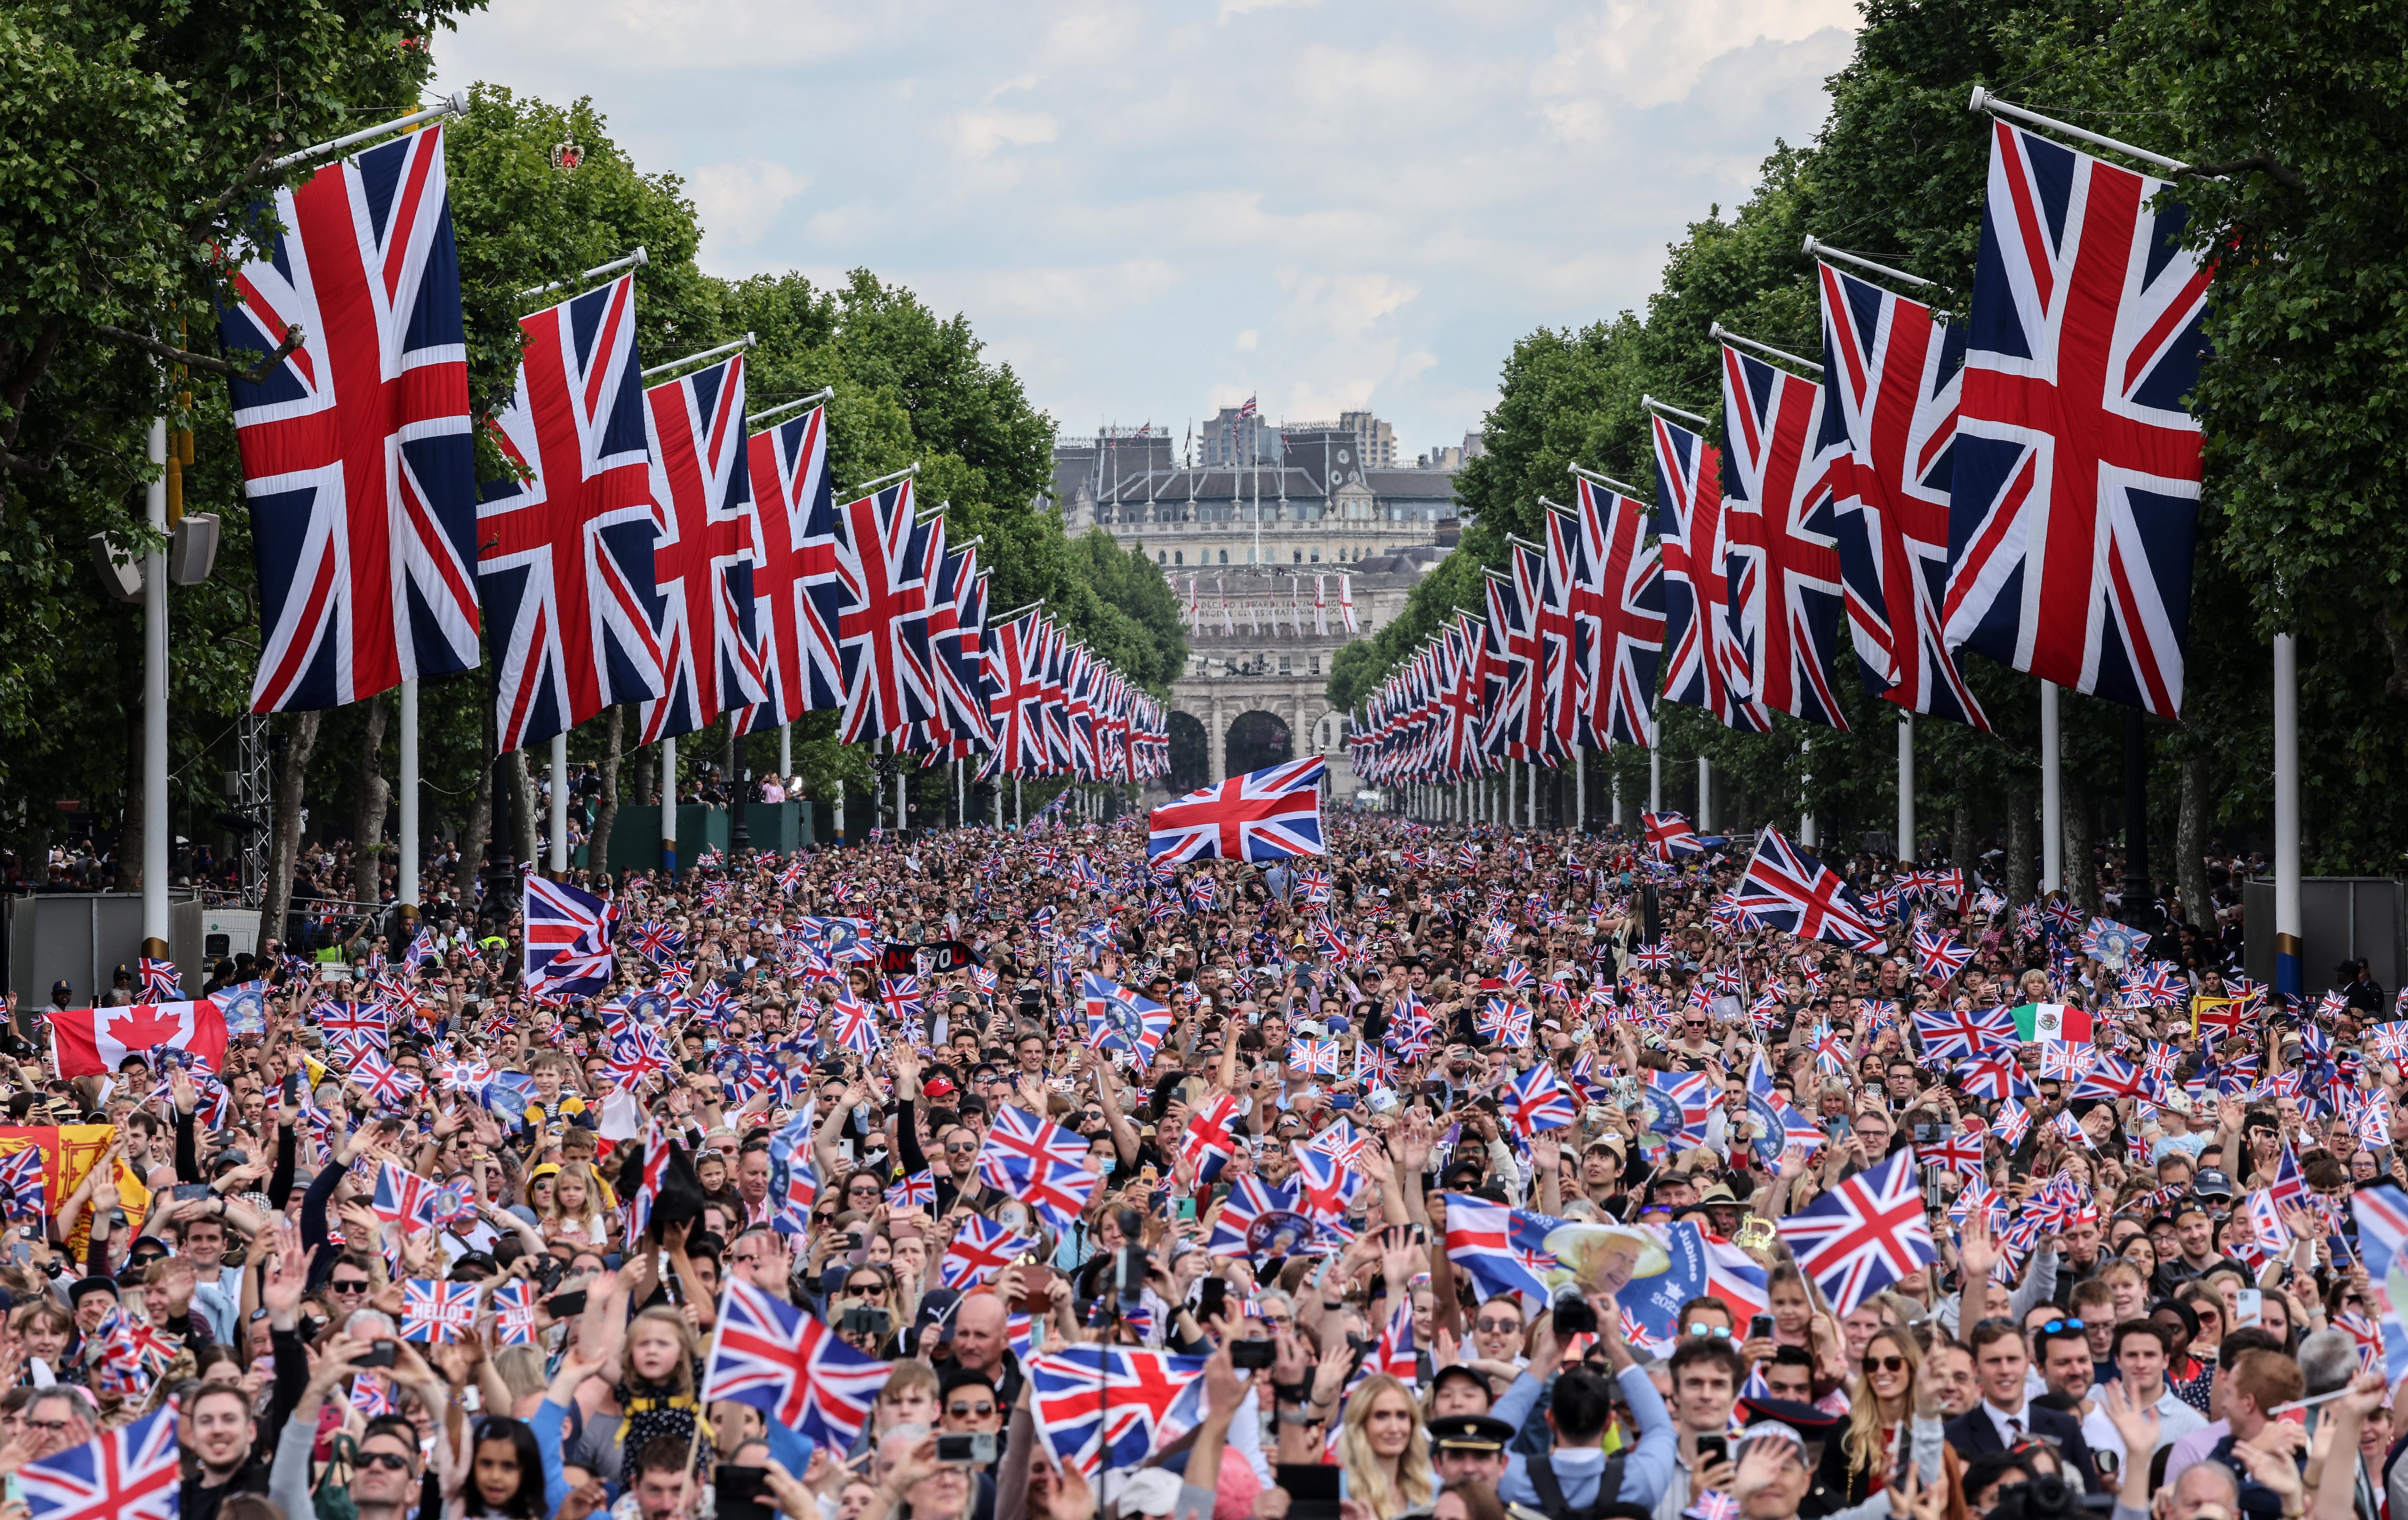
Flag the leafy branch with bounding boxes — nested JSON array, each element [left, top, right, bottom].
[[87, 321, 306, 385]]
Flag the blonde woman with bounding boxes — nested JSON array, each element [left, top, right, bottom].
[[537, 1161, 611, 1246], [1335, 1372, 1434, 1520], [1818, 1324, 1946, 1507]]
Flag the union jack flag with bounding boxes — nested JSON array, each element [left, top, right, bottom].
[[1642, 811, 1706, 862], [1503, 1061, 1577, 1134], [217, 123, 480, 714], [1570, 477, 1665, 748], [734, 402, 840, 732], [607, 1013, 678, 1088], [1147, 758, 1326, 863], [524, 874, 612, 979], [1291, 1145, 1367, 1229], [885, 1170, 937, 1210], [477, 273, 663, 751], [1818, 261, 1989, 730], [640, 354, 764, 742], [1942, 120, 2211, 719], [349, 1054, 423, 1111], [373, 1162, 442, 1232], [317, 998, 389, 1055], [705, 1277, 894, 1449], [1652, 411, 1768, 732], [1912, 1003, 2016, 1059], [134, 958, 181, 1003], [1733, 828, 1886, 951], [830, 994, 881, 1054], [833, 479, 936, 744], [490, 1281, 540, 1346], [1719, 343, 1851, 728], [1958, 1054, 2035, 1102], [1925, 1121, 1989, 1180], [19, 1402, 180, 1520], [1629, 941, 1678, 972], [1029, 1346, 1209, 1479], [1180, 1091, 1244, 1185], [1779, 1149, 1937, 1314], [1438, 1194, 1555, 1301], [400, 1278, 480, 1343], [628, 921, 684, 963], [1912, 926, 1973, 983], [940, 1211, 1035, 1290], [975, 1106, 1098, 1231]]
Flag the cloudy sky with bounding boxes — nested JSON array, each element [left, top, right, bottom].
[[435, 0, 1859, 464]]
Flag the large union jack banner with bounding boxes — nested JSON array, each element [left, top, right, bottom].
[[1719, 345, 1851, 730], [1479, 567, 1537, 760], [1732, 826, 1887, 952], [1148, 757, 1327, 863], [1652, 413, 1769, 733], [834, 479, 937, 744], [1818, 262, 1990, 731], [1942, 120, 2211, 719], [1570, 478, 1664, 749], [478, 273, 663, 751], [733, 403, 837, 734], [219, 123, 478, 713], [982, 610, 1047, 777], [1778, 1149, 1937, 1314], [639, 355, 764, 743]]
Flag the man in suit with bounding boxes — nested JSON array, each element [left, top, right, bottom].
[[1945, 1319, 2103, 1492]]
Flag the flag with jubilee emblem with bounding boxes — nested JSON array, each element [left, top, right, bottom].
[[217, 122, 480, 713], [477, 272, 663, 752]]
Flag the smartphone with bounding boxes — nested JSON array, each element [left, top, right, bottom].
[[936, 1432, 996, 1465], [1175, 1197, 1198, 1221], [171, 1183, 215, 1202], [1230, 1337, 1277, 1369], [1197, 1277, 1229, 1323], [282, 1073, 300, 1104], [547, 1289, 588, 1320], [357, 1339, 398, 1369], [1696, 1434, 1728, 1469], [1748, 1313, 1774, 1342], [2235, 1288, 2263, 1328], [716, 1466, 775, 1520]]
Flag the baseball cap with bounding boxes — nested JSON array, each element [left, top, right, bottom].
[[2192, 1168, 2234, 1199]]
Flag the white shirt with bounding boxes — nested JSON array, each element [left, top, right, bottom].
[[2085, 1386, 2208, 1477], [1984, 1395, 2033, 1449]]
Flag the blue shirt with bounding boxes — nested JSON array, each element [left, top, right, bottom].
[[1491, 1363, 1677, 1513]]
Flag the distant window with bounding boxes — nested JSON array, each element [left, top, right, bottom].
[[1174, 550, 1182, 565], [1279, 656, 1292, 675], [1217, 549, 1228, 565], [1158, 550, 1166, 564], [1310, 655, 1322, 675], [1310, 548, 1321, 563]]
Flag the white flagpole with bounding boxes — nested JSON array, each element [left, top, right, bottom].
[[1897, 714, 1914, 865], [2274, 639, 2302, 997], [398, 679, 419, 907], [549, 732, 569, 875], [661, 735, 679, 875], [2040, 682, 2062, 893]]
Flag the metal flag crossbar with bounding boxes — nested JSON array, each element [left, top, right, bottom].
[[1641, 394, 1712, 430], [847, 463, 920, 496], [1801, 237, 1941, 292], [519, 248, 650, 303], [270, 93, 467, 172], [1568, 462, 1647, 499], [640, 333, 756, 381], [1710, 322, 1823, 378], [747, 386, 836, 427], [1967, 86, 2190, 174]]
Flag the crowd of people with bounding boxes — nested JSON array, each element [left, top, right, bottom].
[[0, 809, 2391, 1520]]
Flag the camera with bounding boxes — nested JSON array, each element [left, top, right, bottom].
[[1912, 1123, 1944, 1145], [936, 1433, 996, 1466], [1550, 1290, 1598, 1340], [1230, 1338, 1277, 1370], [1987, 1473, 2083, 1520]]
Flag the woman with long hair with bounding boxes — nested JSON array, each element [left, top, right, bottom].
[[1817, 1323, 1962, 1515], [1335, 1373, 1433, 1520]]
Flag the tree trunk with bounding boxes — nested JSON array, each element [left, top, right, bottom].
[[351, 693, 391, 908], [117, 614, 142, 893], [510, 748, 537, 868], [635, 743, 656, 810], [261, 710, 323, 945], [2005, 780, 2036, 905], [590, 706, 623, 880], [1951, 795, 1975, 870], [2063, 780, 2096, 911], [2176, 751, 2211, 928]]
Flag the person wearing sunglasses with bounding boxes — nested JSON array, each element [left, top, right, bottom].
[[1820, 1326, 1944, 1509]]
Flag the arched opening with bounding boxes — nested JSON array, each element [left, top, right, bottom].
[[1166, 711, 1210, 795], [1224, 709, 1292, 777]]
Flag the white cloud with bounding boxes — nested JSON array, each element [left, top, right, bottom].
[[434, 0, 1859, 461], [687, 160, 810, 259]]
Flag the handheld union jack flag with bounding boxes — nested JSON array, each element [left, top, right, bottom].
[[1912, 926, 1973, 983], [490, 1280, 540, 1347], [20, 1402, 180, 1520], [1943, 120, 2211, 719], [400, 1278, 480, 1343], [1180, 1091, 1244, 1186], [1957, 1054, 2035, 1103], [1204, 1174, 1296, 1257], [373, 1162, 441, 1232], [830, 994, 881, 1055], [317, 998, 389, 1056], [1080, 973, 1173, 1061], [628, 921, 684, 963], [0, 1146, 44, 1222], [217, 123, 480, 714], [1911, 1004, 2016, 1060], [1437, 1194, 1555, 1301], [1733, 828, 1886, 952], [885, 1170, 937, 1211], [1288, 1040, 1343, 1078], [134, 958, 181, 1003], [1642, 812, 1706, 862], [1779, 1149, 1937, 1315], [705, 1277, 893, 1449], [1503, 1061, 1577, 1135], [349, 1054, 424, 1112], [975, 1106, 1098, 1231], [1028, 1346, 1209, 1479], [1147, 758, 1326, 863], [940, 1212, 1036, 1290], [641, 354, 766, 744], [477, 273, 663, 751], [524, 876, 612, 980]]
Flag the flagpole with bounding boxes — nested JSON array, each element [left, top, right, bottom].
[[1897, 714, 1914, 866], [550, 732, 569, 877], [1697, 757, 1712, 833], [779, 723, 791, 789], [2040, 682, 2062, 894], [661, 735, 679, 878], [398, 678, 419, 910], [141, 417, 169, 957], [2274, 635, 2302, 999], [1575, 749, 1585, 833], [1650, 751, 1662, 815], [1798, 737, 1816, 850]]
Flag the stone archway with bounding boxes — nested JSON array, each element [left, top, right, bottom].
[[1225, 709, 1293, 777], [1166, 711, 1210, 795]]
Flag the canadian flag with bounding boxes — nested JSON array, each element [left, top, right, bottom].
[[51, 1000, 230, 1078]]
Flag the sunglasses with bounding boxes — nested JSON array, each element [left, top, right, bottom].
[[846, 1283, 887, 1297], [1687, 1323, 1732, 1339], [329, 1279, 370, 1294], [948, 1402, 996, 1418], [1862, 1354, 1907, 1373], [1473, 1318, 1521, 1334], [2035, 1319, 2084, 1335], [360, 1450, 415, 1472]]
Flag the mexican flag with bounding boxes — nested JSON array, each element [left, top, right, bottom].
[[50, 998, 230, 1078], [2011, 1002, 2093, 1044]]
